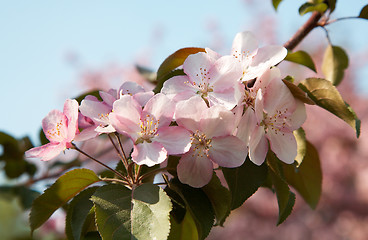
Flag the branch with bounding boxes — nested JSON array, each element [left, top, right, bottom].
[[284, 11, 323, 51]]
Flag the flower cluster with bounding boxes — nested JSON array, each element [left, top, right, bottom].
[[26, 31, 306, 188]]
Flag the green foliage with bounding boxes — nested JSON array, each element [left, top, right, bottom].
[[154, 47, 205, 93], [326, 0, 336, 12], [282, 79, 315, 105], [65, 187, 99, 240], [74, 90, 102, 104], [29, 169, 101, 233], [267, 153, 296, 225], [91, 183, 172, 240], [135, 65, 157, 83], [282, 141, 322, 209], [202, 173, 231, 226], [284, 50, 317, 72], [358, 4, 368, 19], [168, 179, 214, 240], [0, 131, 37, 178], [322, 45, 349, 86], [294, 128, 307, 167], [222, 157, 268, 210], [169, 210, 199, 240], [299, 1, 328, 15], [272, 0, 283, 10], [298, 78, 361, 137], [0, 186, 39, 209]]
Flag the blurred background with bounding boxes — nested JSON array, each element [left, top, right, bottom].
[[1, 0, 368, 239]]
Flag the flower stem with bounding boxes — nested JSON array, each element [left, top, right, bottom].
[[134, 165, 142, 183], [137, 167, 175, 183], [72, 143, 127, 181], [108, 134, 129, 172], [284, 11, 323, 51]]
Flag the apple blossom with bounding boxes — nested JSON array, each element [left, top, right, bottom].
[[231, 31, 287, 81], [161, 51, 244, 110], [25, 99, 79, 161], [109, 93, 191, 167], [175, 97, 247, 187], [237, 68, 306, 165], [78, 81, 154, 141]]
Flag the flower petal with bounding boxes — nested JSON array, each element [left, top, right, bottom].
[[132, 91, 154, 107], [231, 31, 259, 56], [200, 105, 236, 138], [183, 52, 214, 81], [42, 110, 68, 143], [131, 141, 167, 167], [110, 95, 141, 138], [177, 149, 213, 188], [209, 136, 247, 168], [175, 96, 208, 132], [249, 126, 268, 165], [290, 100, 307, 130], [143, 93, 175, 127], [74, 127, 99, 142], [236, 107, 257, 147], [25, 142, 66, 161], [244, 46, 287, 80], [79, 98, 112, 125], [63, 99, 79, 142], [155, 126, 191, 155], [267, 130, 297, 164]]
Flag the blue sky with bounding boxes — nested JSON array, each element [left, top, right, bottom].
[[1, 0, 367, 145]]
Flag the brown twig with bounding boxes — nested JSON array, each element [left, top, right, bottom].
[[283, 11, 323, 51]]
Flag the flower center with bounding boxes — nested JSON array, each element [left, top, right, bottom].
[[189, 67, 214, 98], [46, 120, 65, 141], [190, 130, 212, 158], [136, 114, 159, 143], [260, 109, 291, 136]]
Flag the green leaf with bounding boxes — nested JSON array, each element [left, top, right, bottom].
[[135, 65, 157, 83], [222, 157, 268, 210], [326, 0, 336, 12], [39, 128, 49, 145], [267, 153, 295, 225], [154, 69, 186, 94], [29, 168, 101, 233], [169, 210, 199, 240], [132, 183, 172, 240], [91, 183, 172, 240], [0, 131, 23, 161], [202, 173, 231, 226], [284, 50, 317, 72], [74, 90, 102, 104], [169, 179, 214, 240], [299, 2, 327, 15], [358, 4, 368, 19], [65, 187, 99, 240], [298, 78, 361, 137], [272, 0, 283, 10], [282, 79, 315, 105], [294, 128, 307, 167], [154, 47, 205, 93], [322, 45, 349, 86], [0, 186, 39, 209], [282, 141, 322, 209]]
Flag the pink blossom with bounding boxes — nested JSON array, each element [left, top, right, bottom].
[[109, 93, 191, 167], [231, 31, 287, 81], [161, 51, 244, 110], [78, 81, 154, 141], [175, 97, 247, 187], [237, 68, 306, 165], [25, 99, 79, 161]]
